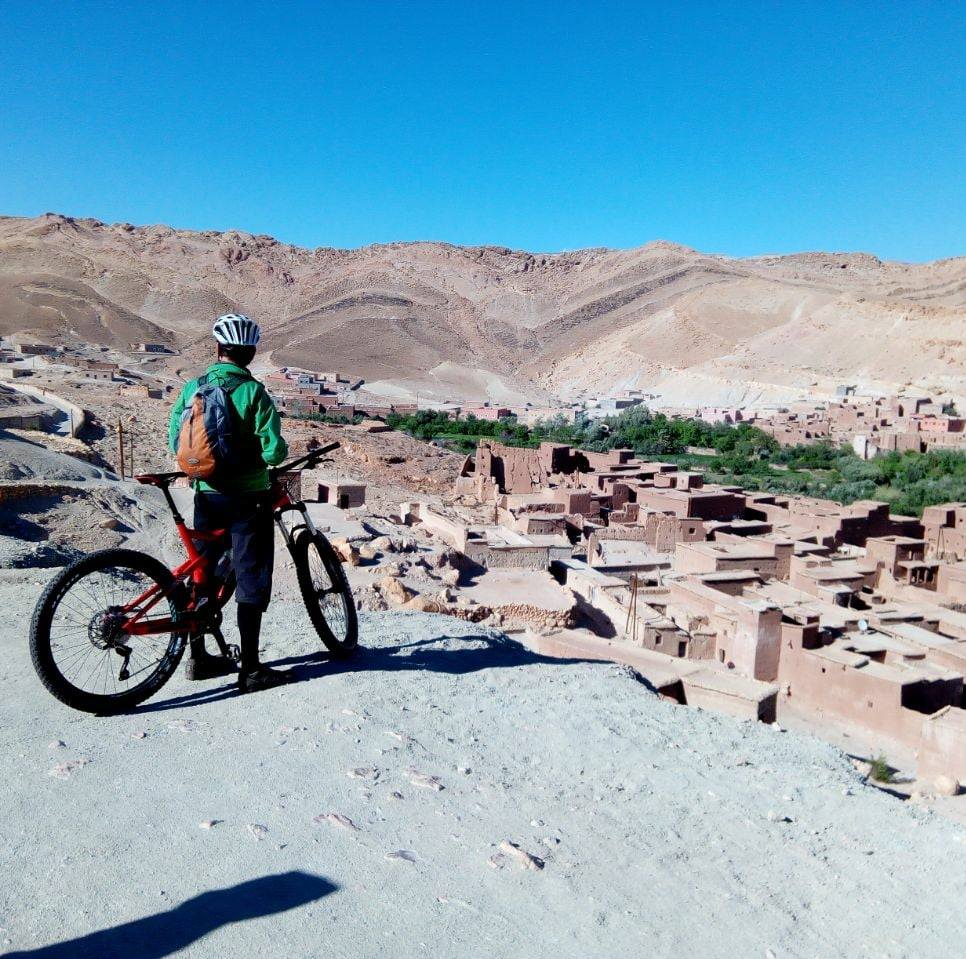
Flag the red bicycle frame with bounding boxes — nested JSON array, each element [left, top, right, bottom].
[[120, 443, 335, 638], [121, 521, 230, 637]]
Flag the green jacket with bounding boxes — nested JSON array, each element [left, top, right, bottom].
[[168, 362, 288, 493]]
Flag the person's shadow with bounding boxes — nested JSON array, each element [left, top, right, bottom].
[[4, 871, 338, 958]]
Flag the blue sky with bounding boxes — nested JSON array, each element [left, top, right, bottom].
[[1, 1, 963, 260]]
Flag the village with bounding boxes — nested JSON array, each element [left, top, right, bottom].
[[3, 332, 966, 797]]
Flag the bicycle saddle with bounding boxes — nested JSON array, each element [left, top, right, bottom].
[[136, 471, 186, 487]]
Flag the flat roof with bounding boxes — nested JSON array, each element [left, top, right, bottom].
[[697, 570, 763, 583]]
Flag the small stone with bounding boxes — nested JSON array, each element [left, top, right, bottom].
[[348, 766, 379, 780], [48, 740, 66, 749], [389, 791, 405, 800], [457, 766, 471, 775], [385, 849, 417, 864], [199, 820, 222, 829], [409, 772, 443, 792], [313, 812, 360, 831], [499, 840, 544, 871], [487, 853, 507, 870], [131, 731, 147, 740], [247, 823, 269, 841], [766, 810, 793, 824]]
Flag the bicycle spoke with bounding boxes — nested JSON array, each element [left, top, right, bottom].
[[304, 539, 349, 643], [44, 561, 178, 703]]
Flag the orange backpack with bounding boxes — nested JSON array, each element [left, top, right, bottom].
[[176, 374, 246, 480]]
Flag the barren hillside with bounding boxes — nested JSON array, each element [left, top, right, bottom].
[[1, 213, 963, 405]]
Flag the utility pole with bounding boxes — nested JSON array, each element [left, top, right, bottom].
[[624, 573, 639, 644], [117, 418, 126, 478]]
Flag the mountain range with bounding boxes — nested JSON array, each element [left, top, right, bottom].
[[1, 212, 963, 406]]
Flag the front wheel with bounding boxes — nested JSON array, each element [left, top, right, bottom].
[[292, 529, 358, 657], [29, 548, 186, 714]]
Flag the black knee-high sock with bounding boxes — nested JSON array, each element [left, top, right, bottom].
[[237, 602, 263, 673]]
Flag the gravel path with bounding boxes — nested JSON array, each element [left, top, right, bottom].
[[2, 566, 965, 958]]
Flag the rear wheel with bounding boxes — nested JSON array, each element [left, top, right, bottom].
[[292, 529, 358, 656], [30, 549, 186, 714]]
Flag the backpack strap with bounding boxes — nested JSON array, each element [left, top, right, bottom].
[[221, 373, 253, 395]]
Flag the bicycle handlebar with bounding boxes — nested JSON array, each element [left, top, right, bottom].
[[136, 443, 340, 491], [271, 441, 340, 478]]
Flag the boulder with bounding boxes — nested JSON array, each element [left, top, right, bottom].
[[330, 538, 360, 567], [379, 576, 413, 606], [933, 775, 961, 797], [403, 596, 446, 614], [356, 585, 388, 612], [358, 542, 380, 562]]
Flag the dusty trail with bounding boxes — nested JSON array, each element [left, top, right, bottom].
[[2, 567, 965, 958]]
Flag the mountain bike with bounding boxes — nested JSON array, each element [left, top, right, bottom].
[[29, 442, 358, 714]]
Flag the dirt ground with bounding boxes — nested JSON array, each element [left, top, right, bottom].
[[3, 565, 966, 958]]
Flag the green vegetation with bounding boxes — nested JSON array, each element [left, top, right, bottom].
[[291, 410, 364, 426], [868, 754, 894, 784], [384, 407, 966, 517]]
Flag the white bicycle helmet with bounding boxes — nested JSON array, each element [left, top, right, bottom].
[[212, 313, 261, 347]]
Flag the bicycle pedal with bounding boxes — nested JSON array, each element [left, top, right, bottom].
[[228, 644, 241, 662]]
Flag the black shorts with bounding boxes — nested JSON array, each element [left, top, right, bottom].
[[194, 491, 275, 611]]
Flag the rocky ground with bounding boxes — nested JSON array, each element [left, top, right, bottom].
[[3, 564, 966, 958]]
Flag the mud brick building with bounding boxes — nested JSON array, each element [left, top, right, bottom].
[[436, 435, 966, 781]]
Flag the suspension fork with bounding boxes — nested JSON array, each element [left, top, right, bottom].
[[275, 502, 319, 554]]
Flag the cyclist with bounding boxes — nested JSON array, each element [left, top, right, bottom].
[[167, 313, 291, 693]]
